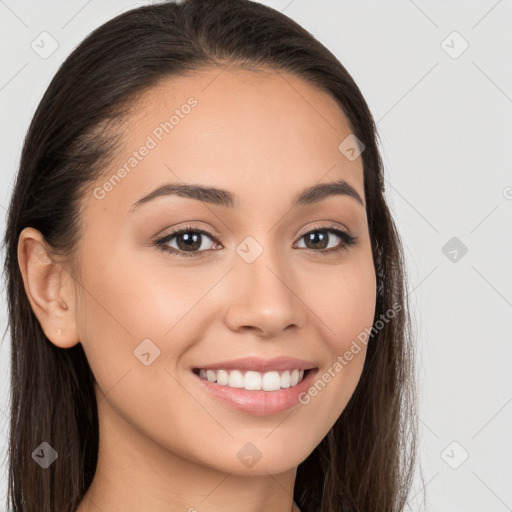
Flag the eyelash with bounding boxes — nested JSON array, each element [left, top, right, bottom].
[[154, 223, 357, 258]]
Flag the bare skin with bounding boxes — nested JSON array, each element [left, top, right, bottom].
[[18, 66, 376, 512]]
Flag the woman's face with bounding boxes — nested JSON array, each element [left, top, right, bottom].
[[72, 67, 376, 475]]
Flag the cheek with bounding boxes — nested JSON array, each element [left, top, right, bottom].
[[302, 253, 377, 350], [294, 253, 376, 425], [75, 246, 219, 386], [77, 245, 205, 338], [74, 251, 252, 473]]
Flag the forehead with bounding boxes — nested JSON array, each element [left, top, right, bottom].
[[89, 66, 364, 215]]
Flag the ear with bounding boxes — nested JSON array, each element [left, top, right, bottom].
[[17, 227, 80, 349]]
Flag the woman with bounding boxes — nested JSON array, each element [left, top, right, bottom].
[[3, 1, 418, 510]]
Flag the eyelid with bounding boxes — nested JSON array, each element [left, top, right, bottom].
[[296, 221, 351, 240], [157, 222, 351, 242], [156, 223, 220, 242]]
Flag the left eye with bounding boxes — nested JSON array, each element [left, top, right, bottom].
[[295, 229, 345, 251]]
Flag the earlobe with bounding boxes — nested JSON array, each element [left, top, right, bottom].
[[17, 227, 80, 349]]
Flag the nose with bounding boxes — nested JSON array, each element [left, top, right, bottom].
[[223, 242, 306, 338]]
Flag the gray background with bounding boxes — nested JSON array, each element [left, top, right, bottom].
[[1, 1, 511, 511]]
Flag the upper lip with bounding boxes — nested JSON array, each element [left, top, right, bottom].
[[193, 356, 317, 373]]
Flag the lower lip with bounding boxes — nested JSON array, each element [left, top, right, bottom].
[[192, 369, 318, 416]]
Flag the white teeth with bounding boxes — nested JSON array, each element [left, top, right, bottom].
[[244, 371, 262, 390], [262, 371, 281, 391], [196, 368, 307, 391], [280, 370, 291, 388], [216, 369, 229, 385], [228, 370, 244, 388]]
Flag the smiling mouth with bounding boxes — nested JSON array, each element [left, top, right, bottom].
[[192, 367, 313, 392]]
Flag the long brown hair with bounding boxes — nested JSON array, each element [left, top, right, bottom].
[[2, 1, 418, 510]]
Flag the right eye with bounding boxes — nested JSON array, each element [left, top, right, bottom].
[[154, 225, 221, 258]]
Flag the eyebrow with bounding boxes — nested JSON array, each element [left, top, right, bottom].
[[129, 178, 365, 213]]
